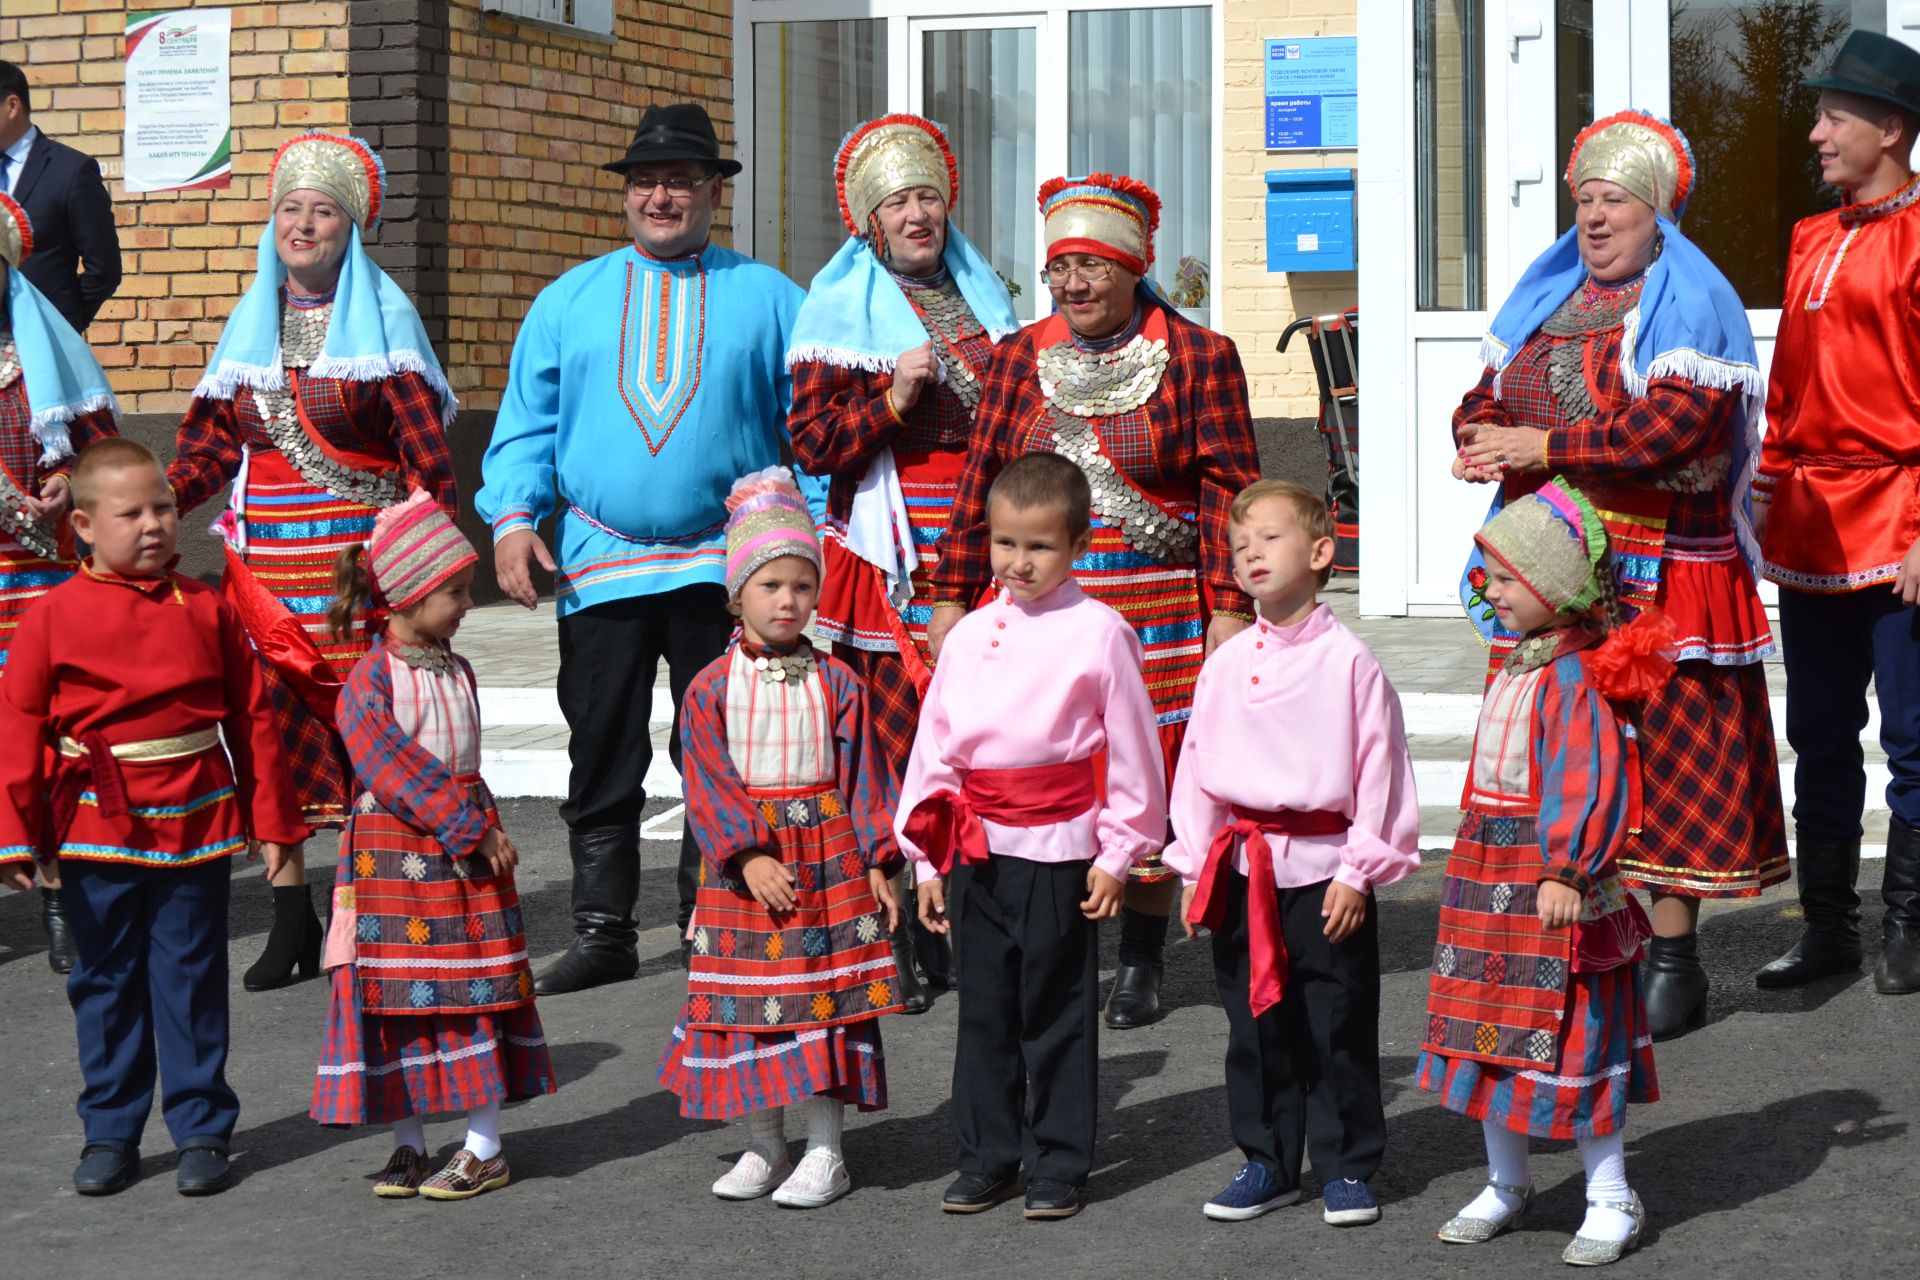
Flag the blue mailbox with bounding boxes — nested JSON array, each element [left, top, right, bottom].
[[1266, 168, 1356, 272]]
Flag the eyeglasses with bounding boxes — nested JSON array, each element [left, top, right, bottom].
[[626, 173, 713, 197], [1041, 258, 1115, 285]]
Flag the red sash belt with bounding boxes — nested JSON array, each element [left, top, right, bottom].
[[1187, 806, 1351, 1018], [902, 758, 1098, 876]]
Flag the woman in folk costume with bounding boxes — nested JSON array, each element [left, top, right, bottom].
[[0, 193, 119, 975], [1420, 480, 1670, 1267], [1451, 111, 1785, 1040], [169, 132, 459, 992], [786, 114, 1019, 1013], [658, 467, 902, 1210], [310, 491, 553, 1200], [927, 173, 1262, 1028]]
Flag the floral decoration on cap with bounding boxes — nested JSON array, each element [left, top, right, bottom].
[[836, 114, 959, 237], [270, 132, 386, 233], [1566, 110, 1695, 221], [0, 193, 33, 269], [724, 466, 823, 599], [1038, 172, 1162, 274]]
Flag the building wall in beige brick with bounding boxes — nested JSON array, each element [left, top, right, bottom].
[[1220, 0, 1358, 419], [0, 0, 349, 412], [444, 0, 735, 411]]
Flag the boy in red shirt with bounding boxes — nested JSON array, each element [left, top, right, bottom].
[[0, 439, 306, 1197]]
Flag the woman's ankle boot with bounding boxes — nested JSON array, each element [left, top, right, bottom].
[[1643, 933, 1708, 1040], [245, 884, 322, 992]]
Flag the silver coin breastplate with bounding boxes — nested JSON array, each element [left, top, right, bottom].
[[250, 301, 401, 509]]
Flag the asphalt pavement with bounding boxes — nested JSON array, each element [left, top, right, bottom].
[[0, 795, 1911, 1279]]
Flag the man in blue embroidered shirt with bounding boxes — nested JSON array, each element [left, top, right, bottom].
[[478, 102, 815, 994]]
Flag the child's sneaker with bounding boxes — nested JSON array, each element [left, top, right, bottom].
[[1321, 1177, 1381, 1225], [770, 1150, 851, 1209], [1203, 1161, 1299, 1221]]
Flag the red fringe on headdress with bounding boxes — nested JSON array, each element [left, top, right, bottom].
[[1587, 606, 1679, 704], [270, 132, 385, 232], [834, 114, 959, 236], [1565, 109, 1696, 215], [1036, 171, 1163, 237], [0, 192, 33, 264]]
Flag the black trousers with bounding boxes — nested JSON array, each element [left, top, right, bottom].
[[950, 855, 1100, 1187], [555, 585, 731, 928], [1210, 871, 1385, 1189], [1778, 586, 1920, 838]]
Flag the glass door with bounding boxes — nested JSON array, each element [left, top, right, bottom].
[[911, 15, 1051, 320]]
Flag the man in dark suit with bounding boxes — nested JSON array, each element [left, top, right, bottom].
[[0, 61, 121, 335]]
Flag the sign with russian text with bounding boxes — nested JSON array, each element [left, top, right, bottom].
[[1265, 36, 1359, 151], [124, 9, 232, 193]]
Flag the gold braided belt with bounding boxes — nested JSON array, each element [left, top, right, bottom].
[[58, 728, 220, 764]]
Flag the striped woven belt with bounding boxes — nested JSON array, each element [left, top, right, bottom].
[[58, 728, 220, 763]]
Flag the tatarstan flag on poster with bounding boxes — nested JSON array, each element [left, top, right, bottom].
[[123, 8, 233, 193]]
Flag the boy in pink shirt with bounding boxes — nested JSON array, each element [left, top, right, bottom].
[[1166, 480, 1420, 1226], [897, 453, 1166, 1221]]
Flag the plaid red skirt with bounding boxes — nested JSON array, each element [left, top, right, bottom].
[[235, 449, 381, 829], [310, 965, 556, 1126], [656, 1018, 886, 1120], [1619, 660, 1790, 899], [1416, 962, 1658, 1140]]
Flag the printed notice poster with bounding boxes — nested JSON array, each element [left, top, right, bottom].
[[124, 9, 232, 193], [1265, 36, 1359, 151]]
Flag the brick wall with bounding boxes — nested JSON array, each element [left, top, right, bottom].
[[0, 0, 350, 414], [1219, 0, 1358, 419], [443, 0, 735, 411]]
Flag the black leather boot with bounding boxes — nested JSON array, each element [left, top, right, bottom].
[[41, 886, 78, 975], [535, 825, 641, 995], [914, 917, 955, 991], [1104, 907, 1167, 1029], [1874, 819, 1920, 995], [891, 922, 930, 1014], [1643, 933, 1709, 1040], [244, 884, 322, 991], [1756, 834, 1862, 988]]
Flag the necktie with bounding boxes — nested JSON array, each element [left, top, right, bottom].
[[0, 150, 11, 195]]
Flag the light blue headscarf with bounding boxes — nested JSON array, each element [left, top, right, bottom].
[[785, 224, 1019, 373], [3, 264, 119, 463], [192, 220, 455, 424]]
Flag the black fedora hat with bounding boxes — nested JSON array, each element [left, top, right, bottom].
[[602, 103, 743, 178], [1802, 30, 1920, 117]]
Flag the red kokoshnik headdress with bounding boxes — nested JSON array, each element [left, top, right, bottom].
[[1038, 172, 1162, 274]]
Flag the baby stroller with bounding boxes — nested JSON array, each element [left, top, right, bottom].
[[1278, 307, 1359, 575]]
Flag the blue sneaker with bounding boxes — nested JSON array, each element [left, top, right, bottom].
[[1321, 1177, 1381, 1225], [1203, 1161, 1299, 1221]]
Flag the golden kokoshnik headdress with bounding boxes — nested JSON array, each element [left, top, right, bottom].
[[1564, 110, 1695, 220], [269, 132, 384, 232], [836, 114, 960, 245]]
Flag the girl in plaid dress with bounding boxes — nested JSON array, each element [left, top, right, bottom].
[[309, 490, 555, 1200], [658, 467, 903, 1210], [1418, 481, 1670, 1266]]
